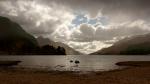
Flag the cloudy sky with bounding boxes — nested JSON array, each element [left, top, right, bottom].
[[0, 0, 150, 54]]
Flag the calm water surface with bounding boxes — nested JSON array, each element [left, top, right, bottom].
[[0, 55, 150, 71]]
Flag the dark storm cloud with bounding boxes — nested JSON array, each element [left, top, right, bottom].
[[0, 0, 150, 35], [0, 0, 150, 53], [40, 0, 150, 20], [0, 0, 74, 36]]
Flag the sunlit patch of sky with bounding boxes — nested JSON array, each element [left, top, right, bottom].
[[70, 13, 109, 29], [1, 0, 149, 54], [88, 19, 97, 25], [71, 14, 88, 27], [97, 16, 109, 26]]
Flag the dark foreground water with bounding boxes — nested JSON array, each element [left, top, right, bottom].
[[0, 55, 150, 71]]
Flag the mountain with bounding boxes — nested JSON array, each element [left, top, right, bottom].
[[91, 33, 150, 55], [0, 16, 66, 55], [0, 16, 39, 55], [37, 36, 82, 55]]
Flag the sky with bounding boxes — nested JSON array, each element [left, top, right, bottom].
[[0, 0, 150, 54]]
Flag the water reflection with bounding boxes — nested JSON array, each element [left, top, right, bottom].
[[0, 55, 150, 71]]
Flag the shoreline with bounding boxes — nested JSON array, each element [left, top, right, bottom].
[[0, 67, 149, 84], [0, 61, 150, 84]]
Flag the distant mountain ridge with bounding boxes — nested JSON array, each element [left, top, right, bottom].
[[37, 36, 82, 55], [91, 33, 150, 55], [0, 16, 66, 55]]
